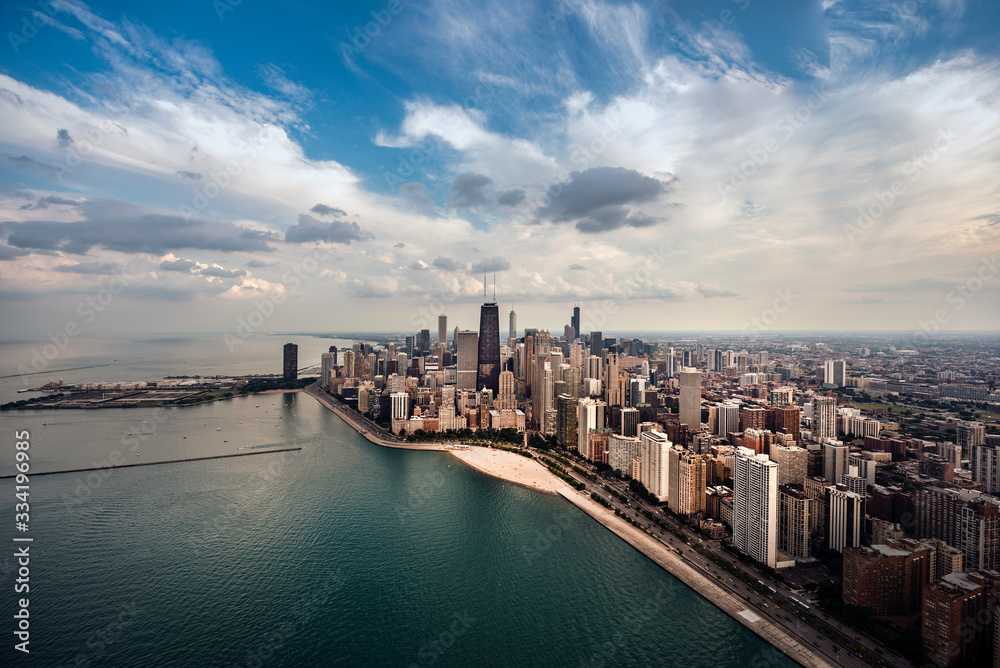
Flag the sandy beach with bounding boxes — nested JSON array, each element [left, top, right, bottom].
[[448, 446, 573, 494]]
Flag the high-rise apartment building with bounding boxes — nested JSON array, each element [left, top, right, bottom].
[[814, 396, 837, 441], [778, 484, 812, 559], [957, 420, 986, 460], [640, 431, 672, 503], [823, 360, 846, 387], [283, 343, 298, 381], [577, 398, 607, 460], [823, 442, 849, 485], [320, 352, 335, 389], [972, 435, 1000, 494], [678, 370, 702, 433], [826, 484, 864, 553], [734, 446, 778, 568]]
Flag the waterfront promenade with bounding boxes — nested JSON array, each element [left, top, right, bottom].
[[304, 383, 833, 668]]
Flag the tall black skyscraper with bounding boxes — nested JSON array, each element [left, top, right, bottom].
[[571, 306, 580, 340], [590, 331, 603, 356], [477, 292, 500, 394], [283, 343, 298, 381]]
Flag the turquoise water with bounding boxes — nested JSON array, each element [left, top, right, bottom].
[[0, 336, 793, 666]]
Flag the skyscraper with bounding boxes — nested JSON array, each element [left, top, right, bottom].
[[283, 343, 298, 381], [678, 370, 702, 432], [590, 331, 602, 356], [640, 431, 672, 503], [508, 307, 517, 348], [571, 305, 580, 341], [778, 484, 812, 559], [438, 315, 447, 347], [824, 442, 849, 484], [814, 396, 837, 441], [456, 330, 478, 391], [826, 484, 864, 553], [957, 420, 986, 459], [734, 446, 778, 568], [823, 360, 846, 387], [477, 298, 500, 394]]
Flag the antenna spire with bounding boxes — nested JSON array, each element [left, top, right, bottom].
[[492, 273, 496, 301]]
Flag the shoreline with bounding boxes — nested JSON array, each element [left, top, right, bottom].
[[304, 385, 831, 668]]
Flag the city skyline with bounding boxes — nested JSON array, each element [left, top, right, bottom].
[[1, 1, 999, 335]]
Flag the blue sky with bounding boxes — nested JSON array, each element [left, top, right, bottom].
[[1, 0, 999, 336]]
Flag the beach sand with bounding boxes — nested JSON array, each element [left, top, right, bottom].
[[448, 446, 571, 494]]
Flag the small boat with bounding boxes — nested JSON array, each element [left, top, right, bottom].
[[216, 428, 222, 431]]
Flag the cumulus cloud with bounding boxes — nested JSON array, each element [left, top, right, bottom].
[[450, 172, 493, 208], [199, 264, 247, 278], [1, 198, 279, 254], [536, 167, 666, 223], [160, 257, 198, 272], [497, 189, 525, 207], [432, 256, 460, 271], [399, 182, 435, 208], [310, 203, 347, 217], [0, 245, 30, 261], [470, 256, 511, 273], [575, 207, 659, 234], [283, 214, 374, 244], [52, 262, 120, 274], [246, 258, 279, 268]]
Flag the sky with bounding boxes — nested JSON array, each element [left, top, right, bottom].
[[0, 0, 999, 337]]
